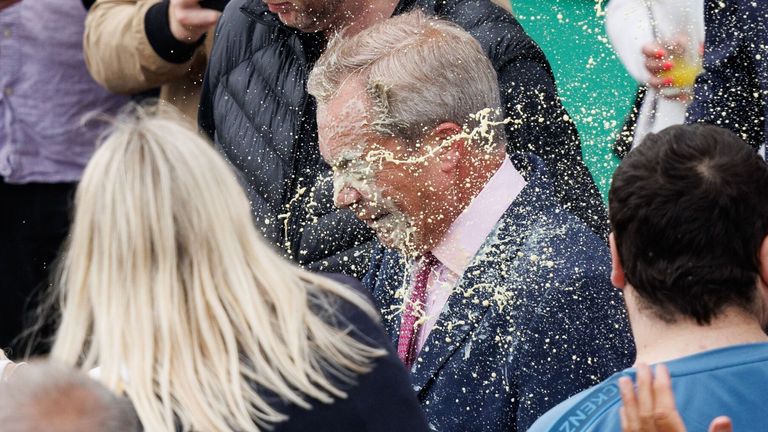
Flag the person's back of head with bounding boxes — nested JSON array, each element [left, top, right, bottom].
[[0, 362, 138, 432], [49, 104, 384, 432], [308, 10, 507, 146], [609, 123, 768, 324]]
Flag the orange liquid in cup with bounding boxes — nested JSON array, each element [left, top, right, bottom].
[[661, 56, 703, 89]]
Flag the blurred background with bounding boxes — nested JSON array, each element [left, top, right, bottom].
[[501, 0, 636, 200]]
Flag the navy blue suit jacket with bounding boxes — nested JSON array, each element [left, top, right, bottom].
[[363, 154, 635, 432], [688, 0, 768, 149]]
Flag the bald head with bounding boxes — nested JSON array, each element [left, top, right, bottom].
[[0, 362, 138, 432]]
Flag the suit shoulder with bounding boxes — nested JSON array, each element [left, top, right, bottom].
[[523, 208, 609, 263]]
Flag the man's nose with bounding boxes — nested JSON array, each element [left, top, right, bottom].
[[335, 186, 362, 209]]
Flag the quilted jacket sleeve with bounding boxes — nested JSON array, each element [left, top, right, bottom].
[[458, 5, 608, 239]]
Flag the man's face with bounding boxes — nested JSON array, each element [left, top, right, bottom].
[[263, 0, 342, 32], [317, 81, 444, 255]]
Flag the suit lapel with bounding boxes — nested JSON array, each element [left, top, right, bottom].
[[411, 212, 526, 393], [373, 154, 558, 394], [372, 250, 411, 344], [410, 266, 496, 393], [410, 154, 557, 394]]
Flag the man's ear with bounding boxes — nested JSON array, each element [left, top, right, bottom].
[[430, 122, 464, 173], [610, 233, 627, 289], [756, 236, 768, 321], [758, 236, 768, 283]]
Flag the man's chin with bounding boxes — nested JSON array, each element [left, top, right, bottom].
[[275, 12, 325, 33], [275, 12, 297, 26], [270, 9, 300, 27], [373, 225, 421, 256]]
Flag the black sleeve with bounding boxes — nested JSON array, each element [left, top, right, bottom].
[[144, 0, 204, 64], [687, 0, 765, 150], [197, 24, 218, 140], [478, 13, 608, 240], [81, 0, 96, 10], [327, 282, 430, 432], [321, 273, 364, 292], [319, 272, 395, 352], [497, 56, 609, 241]]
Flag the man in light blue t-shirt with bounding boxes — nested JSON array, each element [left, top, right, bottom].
[[530, 124, 768, 432]]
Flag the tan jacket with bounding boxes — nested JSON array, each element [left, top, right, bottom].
[[84, 0, 213, 120], [491, 0, 511, 12]]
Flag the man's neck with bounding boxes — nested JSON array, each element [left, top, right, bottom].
[[418, 152, 506, 254], [458, 152, 505, 209], [324, 0, 401, 37], [631, 306, 768, 365]]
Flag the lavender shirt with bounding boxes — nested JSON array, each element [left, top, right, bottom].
[[0, 0, 128, 184]]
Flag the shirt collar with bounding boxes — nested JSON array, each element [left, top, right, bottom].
[[431, 157, 527, 275]]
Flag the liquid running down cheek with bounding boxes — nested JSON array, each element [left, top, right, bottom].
[[330, 108, 513, 257], [333, 149, 417, 253]]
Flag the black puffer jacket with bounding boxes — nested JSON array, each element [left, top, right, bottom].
[[199, 0, 607, 277]]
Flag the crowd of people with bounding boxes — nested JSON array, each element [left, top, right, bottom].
[[0, 0, 766, 431]]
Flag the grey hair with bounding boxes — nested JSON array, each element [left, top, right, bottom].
[[0, 362, 139, 432], [307, 10, 506, 144]]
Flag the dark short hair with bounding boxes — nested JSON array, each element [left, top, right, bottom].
[[609, 124, 768, 324]]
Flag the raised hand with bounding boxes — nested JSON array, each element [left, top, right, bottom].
[[618, 363, 733, 432], [168, 0, 221, 44], [641, 36, 701, 102], [707, 417, 733, 432], [619, 363, 686, 432]]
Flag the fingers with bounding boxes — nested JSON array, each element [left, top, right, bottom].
[[650, 365, 676, 411], [623, 368, 726, 432], [174, 7, 221, 29], [708, 417, 733, 432], [619, 376, 645, 431], [619, 364, 689, 432], [642, 42, 673, 86], [635, 363, 657, 430], [641, 39, 692, 89], [642, 42, 667, 61], [650, 365, 687, 432], [647, 75, 674, 90], [645, 57, 673, 75], [169, 0, 221, 43]]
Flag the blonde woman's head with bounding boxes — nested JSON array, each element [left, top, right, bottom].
[[51, 104, 384, 432]]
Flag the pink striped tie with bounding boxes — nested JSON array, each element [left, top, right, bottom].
[[397, 252, 439, 369]]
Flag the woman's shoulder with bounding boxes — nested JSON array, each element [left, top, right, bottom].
[[319, 273, 366, 294], [284, 274, 429, 432], [311, 273, 385, 344]]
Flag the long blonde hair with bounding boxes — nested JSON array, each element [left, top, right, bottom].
[[51, 104, 385, 431]]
